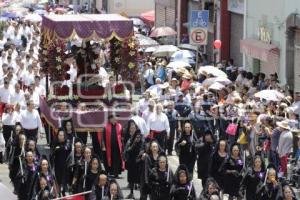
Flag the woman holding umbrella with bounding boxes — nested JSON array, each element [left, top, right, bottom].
[[256, 167, 280, 200]]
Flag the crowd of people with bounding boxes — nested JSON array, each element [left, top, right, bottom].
[[0, 6, 300, 200]]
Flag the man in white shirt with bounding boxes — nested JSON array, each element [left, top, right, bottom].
[[147, 103, 170, 150], [19, 100, 43, 141], [0, 78, 13, 104], [131, 110, 149, 135], [2, 105, 18, 143], [34, 76, 46, 96], [143, 62, 154, 89], [9, 83, 25, 107], [137, 91, 150, 115], [142, 99, 155, 123]]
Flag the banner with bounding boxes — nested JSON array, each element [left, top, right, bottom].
[[189, 10, 209, 45]]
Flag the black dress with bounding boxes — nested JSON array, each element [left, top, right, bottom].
[[51, 142, 69, 186], [169, 183, 196, 200], [103, 125, 123, 176], [196, 141, 214, 186], [123, 133, 143, 184], [256, 182, 280, 200], [149, 167, 173, 200], [85, 170, 99, 192], [210, 151, 227, 189], [17, 164, 38, 200], [73, 159, 90, 193], [175, 133, 196, 176], [240, 168, 265, 200], [89, 184, 109, 200], [221, 156, 243, 197]]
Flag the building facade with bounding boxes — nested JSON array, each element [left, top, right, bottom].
[[106, 0, 154, 16], [243, 0, 300, 94]]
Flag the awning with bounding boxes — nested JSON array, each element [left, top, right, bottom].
[[140, 10, 155, 27], [240, 38, 280, 62]]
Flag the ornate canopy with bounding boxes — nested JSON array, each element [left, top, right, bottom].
[[42, 14, 134, 41]]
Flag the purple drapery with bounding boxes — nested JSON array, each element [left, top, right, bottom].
[[42, 14, 134, 40]]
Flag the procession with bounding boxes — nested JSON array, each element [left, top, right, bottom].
[[0, 0, 299, 200]]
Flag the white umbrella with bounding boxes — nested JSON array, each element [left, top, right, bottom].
[[288, 101, 300, 114], [144, 46, 158, 53], [254, 90, 285, 101], [152, 45, 179, 57], [198, 65, 227, 78], [202, 77, 232, 86], [130, 17, 145, 27], [166, 61, 191, 69], [24, 13, 42, 22], [209, 82, 225, 91], [136, 34, 159, 48], [171, 50, 195, 59]]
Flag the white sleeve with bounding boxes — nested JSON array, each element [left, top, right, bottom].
[[164, 114, 170, 135]]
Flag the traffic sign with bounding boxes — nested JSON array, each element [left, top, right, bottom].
[[190, 28, 208, 45], [189, 10, 209, 45]]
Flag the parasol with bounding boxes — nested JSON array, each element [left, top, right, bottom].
[[198, 65, 227, 78], [209, 82, 225, 91], [130, 17, 145, 27], [136, 34, 159, 48], [144, 46, 158, 53], [24, 13, 42, 22], [150, 26, 177, 38], [170, 50, 196, 64], [140, 10, 155, 26], [202, 77, 232, 86], [254, 90, 284, 102], [167, 61, 191, 69], [152, 45, 179, 57]]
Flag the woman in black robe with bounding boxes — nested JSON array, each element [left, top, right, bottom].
[[149, 153, 173, 200], [199, 178, 221, 200], [239, 155, 265, 200], [123, 130, 143, 199], [220, 144, 244, 199], [26, 139, 41, 165], [209, 139, 228, 190], [50, 129, 70, 196], [169, 165, 196, 200], [16, 151, 38, 200], [82, 157, 102, 199], [66, 138, 83, 190], [34, 175, 54, 200], [35, 158, 57, 198], [9, 133, 26, 191], [256, 167, 280, 200], [123, 120, 138, 146], [63, 120, 76, 150], [103, 179, 124, 200], [276, 184, 298, 200], [138, 140, 161, 200], [195, 130, 215, 187], [89, 172, 109, 200], [72, 146, 92, 193], [175, 121, 197, 177]]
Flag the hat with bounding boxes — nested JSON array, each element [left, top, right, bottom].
[[160, 82, 169, 89], [178, 91, 184, 96], [182, 72, 191, 79], [171, 78, 179, 84], [276, 120, 290, 130]]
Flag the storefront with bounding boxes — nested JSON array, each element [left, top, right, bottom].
[[240, 38, 280, 76]]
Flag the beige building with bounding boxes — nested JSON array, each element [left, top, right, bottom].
[[107, 0, 155, 16]]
